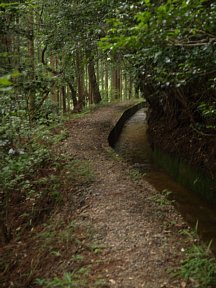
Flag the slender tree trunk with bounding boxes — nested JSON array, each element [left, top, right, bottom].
[[119, 68, 122, 100], [105, 60, 109, 101], [124, 73, 128, 100], [0, 12, 14, 73], [68, 82, 78, 109], [88, 58, 101, 104], [66, 86, 70, 111], [85, 64, 88, 89], [28, 13, 36, 117], [76, 52, 85, 109], [111, 65, 121, 100], [96, 59, 100, 86], [117, 66, 121, 99], [129, 75, 133, 99], [61, 86, 67, 113], [101, 61, 104, 97], [112, 67, 119, 99], [50, 55, 58, 102], [111, 67, 116, 100], [88, 79, 93, 104], [0, 190, 12, 244]]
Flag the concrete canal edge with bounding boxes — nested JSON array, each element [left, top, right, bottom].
[[108, 102, 145, 148]]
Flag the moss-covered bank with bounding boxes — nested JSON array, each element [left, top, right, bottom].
[[152, 146, 216, 203]]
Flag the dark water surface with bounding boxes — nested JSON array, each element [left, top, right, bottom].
[[114, 109, 216, 254]]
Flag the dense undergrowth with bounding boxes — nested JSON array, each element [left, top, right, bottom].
[[0, 81, 100, 286], [0, 103, 66, 243]]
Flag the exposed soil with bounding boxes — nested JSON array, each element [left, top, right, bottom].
[[0, 102, 206, 287]]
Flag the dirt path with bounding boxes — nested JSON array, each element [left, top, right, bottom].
[[61, 102, 191, 288]]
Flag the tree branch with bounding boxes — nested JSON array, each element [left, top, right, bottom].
[[168, 38, 216, 47], [41, 45, 63, 75]]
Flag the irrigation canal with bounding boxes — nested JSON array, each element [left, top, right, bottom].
[[114, 108, 216, 254]]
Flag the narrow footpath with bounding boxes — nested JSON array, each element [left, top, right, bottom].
[[60, 102, 194, 288]]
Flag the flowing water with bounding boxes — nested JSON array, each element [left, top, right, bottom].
[[114, 108, 216, 254]]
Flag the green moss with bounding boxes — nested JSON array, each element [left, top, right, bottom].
[[152, 147, 216, 203]]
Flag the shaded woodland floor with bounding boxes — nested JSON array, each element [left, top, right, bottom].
[[1, 102, 204, 287]]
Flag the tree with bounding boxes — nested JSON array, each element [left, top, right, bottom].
[[38, 0, 111, 107], [100, 0, 216, 134]]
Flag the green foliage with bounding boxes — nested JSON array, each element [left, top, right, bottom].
[[36, 272, 88, 288], [177, 245, 216, 288], [198, 102, 216, 129], [72, 255, 84, 262], [0, 74, 13, 90], [37, 221, 77, 248], [101, 0, 216, 85], [64, 159, 95, 185], [149, 189, 174, 207], [100, 0, 216, 132], [175, 242, 216, 287], [1, 147, 50, 191], [172, 224, 216, 287], [0, 77, 69, 238], [33, 220, 106, 288], [198, 102, 216, 119], [128, 168, 143, 181], [36, 263, 103, 287]]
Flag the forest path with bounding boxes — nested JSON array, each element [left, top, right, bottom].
[[61, 102, 189, 288]]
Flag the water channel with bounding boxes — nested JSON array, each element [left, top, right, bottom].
[[114, 108, 216, 254]]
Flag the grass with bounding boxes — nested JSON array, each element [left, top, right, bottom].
[[174, 242, 216, 287], [104, 146, 122, 161], [36, 271, 109, 288], [36, 271, 89, 288], [149, 189, 175, 206], [128, 167, 143, 181], [64, 159, 95, 185], [34, 220, 107, 288], [172, 223, 216, 288]]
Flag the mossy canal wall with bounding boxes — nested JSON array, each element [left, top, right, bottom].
[[152, 147, 216, 204], [108, 102, 145, 148], [109, 104, 216, 204]]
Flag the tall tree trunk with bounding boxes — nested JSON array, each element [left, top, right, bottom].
[[88, 79, 93, 104], [66, 86, 70, 111], [111, 67, 116, 100], [111, 65, 121, 100], [68, 82, 78, 109], [61, 86, 67, 113], [124, 73, 128, 100], [96, 59, 100, 85], [88, 58, 101, 104], [0, 190, 12, 244], [76, 52, 85, 109], [105, 60, 109, 101], [119, 68, 122, 100], [101, 61, 104, 97], [28, 13, 35, 118], [112, 67, 121, 99], [50, 55, 58, 102], [129, 75, 133, 99], [116, 66, 121, 99]]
